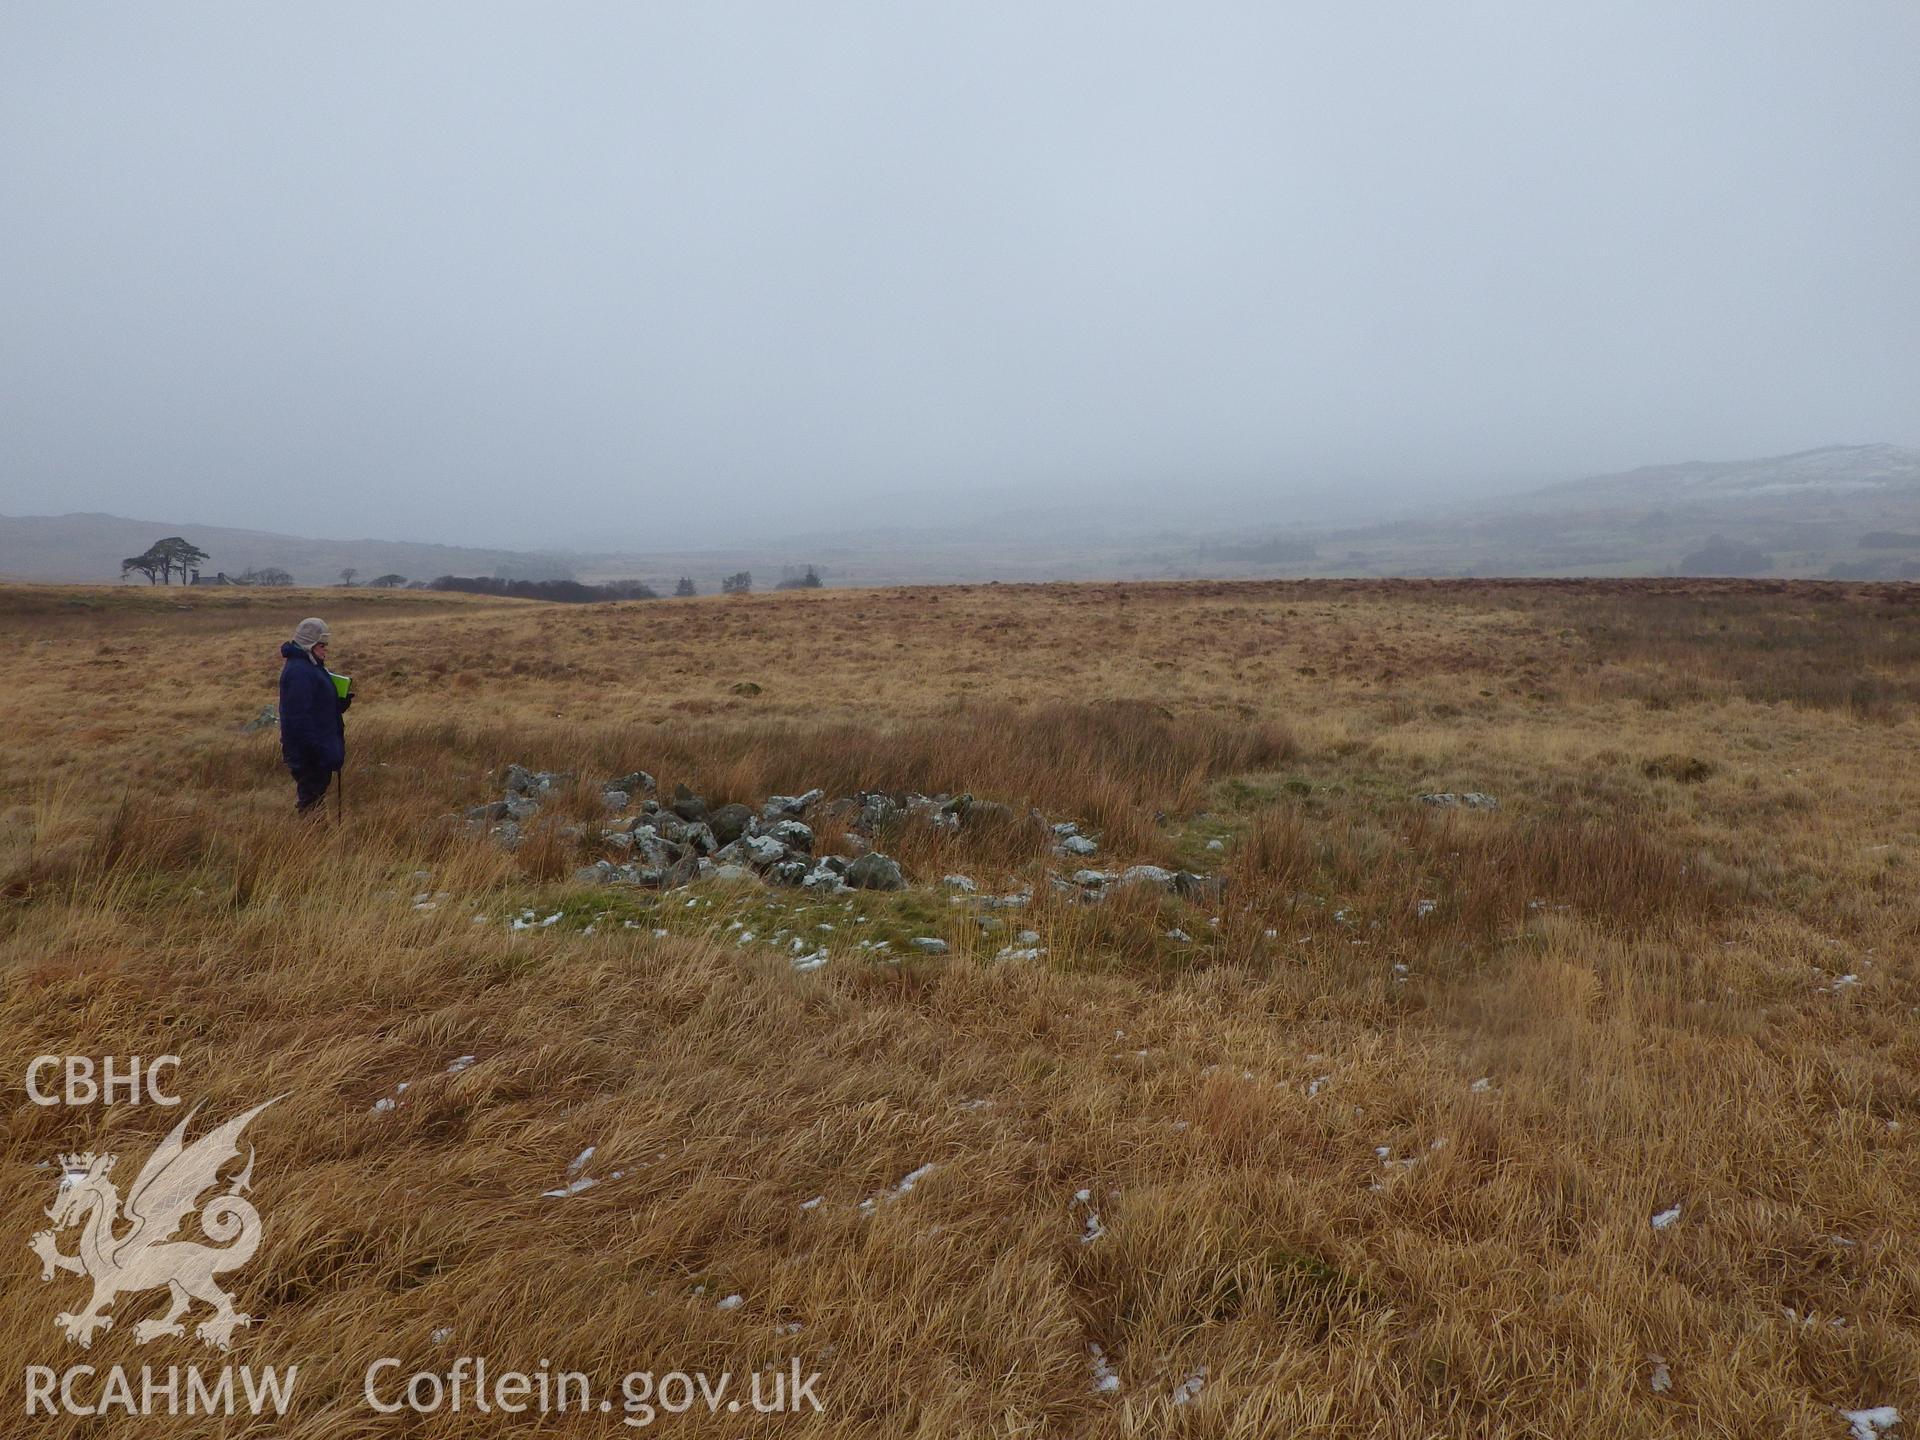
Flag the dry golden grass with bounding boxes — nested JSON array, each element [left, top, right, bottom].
[[1, 578, 1917, 1437]]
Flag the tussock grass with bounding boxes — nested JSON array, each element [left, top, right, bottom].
[[1, 578, 1916, 1436]]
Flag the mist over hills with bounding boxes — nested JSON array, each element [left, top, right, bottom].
[[5, 444, 1917, 587], [1531, 444, 1920, 505]]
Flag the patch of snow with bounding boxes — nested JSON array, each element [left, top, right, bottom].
[[1841, 1406, 1900, 1440], [1089, 1344, 1121, 1394], [891, 1163, 935, 1197], [1170, 1367, 1208, 1406], [1073, 1188, 1106, 1244], [1651, 1204, 1682, 1230]]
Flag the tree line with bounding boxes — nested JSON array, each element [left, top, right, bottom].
[[424, 575, 661, 602], [115, 537, 829, 598], [119, 537, 210, 584]]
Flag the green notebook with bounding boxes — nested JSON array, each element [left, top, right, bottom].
[[329, 671, 352, 699]]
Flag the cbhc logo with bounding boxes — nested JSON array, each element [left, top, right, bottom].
[[25, 1056, 182, 1106]]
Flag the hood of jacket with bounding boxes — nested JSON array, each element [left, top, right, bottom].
[[281, 640, 316, 661]]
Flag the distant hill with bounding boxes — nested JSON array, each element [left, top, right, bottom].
[[9, 445, 1920, 588], [0, 512, 580, 586], [1532, 443, 1920, 506], [1172, 445, 1920, 581]]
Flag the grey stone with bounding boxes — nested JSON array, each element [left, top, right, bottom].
[[608, 770, 656, 795], [1072, 869, 1111, 888], [740, 834, 788, 867], [1419, 792, 1499, 810], [858, 793, 901, 831], [643, 813, 686, 843], [507, 765, 571, 796], [801, 861, 852, 894], [771, 859, 811, 886], [761, 789, 824, 819], [504, 793, 541, 821], [765, 819, 813, 853], [671, 783, 709, 822], [709, 862, 762, 886], [943, 874, 977, 892], [845, 852, 905, 891], [465, 800, 511, 822], [243, 704, 279, 734], [910, 937, 949, 955], [1174, 871, 1225, 902], [602, 789, 630, 812], [1118, 865, 1177, 891], [1060, 834, 1099, 857], [683, 822, 718, 855], [708, 802, 754, 845]]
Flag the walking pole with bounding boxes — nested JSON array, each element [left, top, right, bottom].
[[335, 767, 344, 823]]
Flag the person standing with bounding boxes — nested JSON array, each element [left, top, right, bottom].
[[279, 617, 350, 815]]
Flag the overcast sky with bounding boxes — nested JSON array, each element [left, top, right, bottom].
[[2, 2, 1916, 548]]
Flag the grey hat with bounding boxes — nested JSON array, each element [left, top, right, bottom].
[[292, 617, 331, 649]]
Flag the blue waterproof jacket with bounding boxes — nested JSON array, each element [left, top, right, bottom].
[[279, 641, 347, 773]]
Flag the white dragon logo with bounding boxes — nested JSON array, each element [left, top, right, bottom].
[[28, 1097, 280, 1350]]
